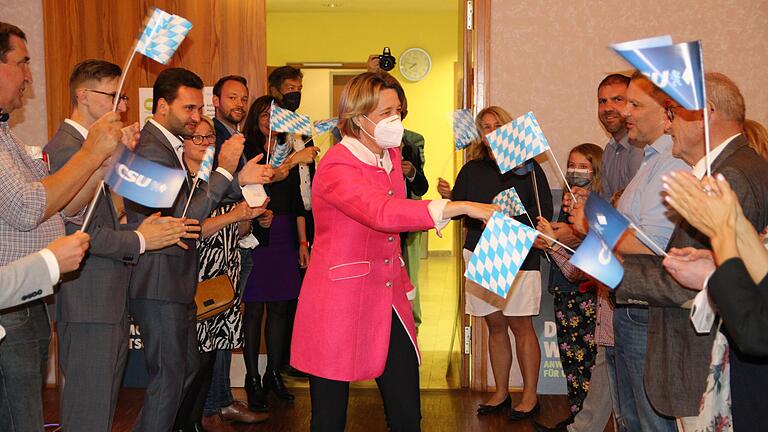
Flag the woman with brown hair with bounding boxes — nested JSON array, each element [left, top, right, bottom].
[[439, 106, 553, 421]]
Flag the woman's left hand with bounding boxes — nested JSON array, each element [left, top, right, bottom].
[[299, 244, 310, 268]]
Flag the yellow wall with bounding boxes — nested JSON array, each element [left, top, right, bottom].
[[267, 10, 459, 252]]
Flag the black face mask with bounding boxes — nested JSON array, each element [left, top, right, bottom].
[[280, 91, 302, 112]]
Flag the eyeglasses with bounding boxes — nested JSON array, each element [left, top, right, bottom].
[[185, 134, 216, 145], [85, 89, 129, 103], [665, 106, 679, 122]]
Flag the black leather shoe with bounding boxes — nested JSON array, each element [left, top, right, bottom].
[[263, 369, 295, 401], [508, 401, 540, 421], [533, 420, 569, 432], [476, 395, 511, 415], [245, 374, 269, 411]]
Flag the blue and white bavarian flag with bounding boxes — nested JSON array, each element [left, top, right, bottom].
[[568, 230, 624, 289], [453, 109, 480, 150], [465, 212, 538, 298], [195, 145, 215, 183], [493, 187, 526, 217], [313, 117, 338, 135], [270, 143, 292, 168], [612, 36, 705, 110], [584, 193, 631, 249], [105, 147, 186, 208], [486, 111, 550, 174], [135, 9, 193, 65], [270, 101, 312, 136]]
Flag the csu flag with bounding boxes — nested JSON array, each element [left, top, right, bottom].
[[453, 109, 480, 150], [105, 147, 186, 208], [493, 187, 526, 217], [568, 230, 624, 289], [465, 212, 538, 298], [270, 101, 312, 136], [486, 111, 550, 174], [584, 193, 631, 249], [612, 36, 705, 110], [135, 9, 193, 65]]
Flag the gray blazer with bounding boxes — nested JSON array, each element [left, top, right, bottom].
[[46, 122, 141, 324], [124, 121, 236, 304], [616, 135, 768, 417], [0, 252, 55, 310]]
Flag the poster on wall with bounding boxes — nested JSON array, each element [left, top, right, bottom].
[[138, 86, 216, 125]]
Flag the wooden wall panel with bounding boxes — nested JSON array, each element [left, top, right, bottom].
[[42, 0, 267, 138]]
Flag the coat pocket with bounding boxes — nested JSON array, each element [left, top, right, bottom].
[[328, 261, 371, 281]]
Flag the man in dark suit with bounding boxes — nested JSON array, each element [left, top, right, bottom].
[[124, 68, 273, 432], [616, 72, 768, 429], [45, 60, 199, 432]]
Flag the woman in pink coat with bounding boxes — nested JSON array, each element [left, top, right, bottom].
[[290, 72, 497, 431]]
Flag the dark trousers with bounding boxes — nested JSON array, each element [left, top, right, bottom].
[[129, 299, 200, 432], [308, 311, 421, 432], [59, 316, 129, 432], [175, 350, 217, 429], [243, 300, 291, 375]]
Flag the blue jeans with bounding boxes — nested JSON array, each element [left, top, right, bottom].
[[0, 302, 51, 431], [610, 306, 676, 432], [202, 248, 253, 415], [604, 345, 625, 432], [203, 350, 234, 416]]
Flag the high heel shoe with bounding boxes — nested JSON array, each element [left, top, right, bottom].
[[262, 369, 295, 401], [476, 394, 511, 415], [245, 374, 268, 411], [508, 401, 540, 421]]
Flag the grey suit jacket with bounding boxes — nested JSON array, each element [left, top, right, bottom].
[[124, 121, 234, 304], [616, 135, 768, 417], [46, 122, 141, 323], [0, 252, 55, 310]]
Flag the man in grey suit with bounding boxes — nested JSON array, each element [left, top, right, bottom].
[[0, 232, 89, 312], [45, 60, 200, 432], [616, 72, 768, 429], [124, 68, 273, 432]]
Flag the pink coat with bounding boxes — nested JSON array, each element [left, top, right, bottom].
[[290, 143, 436, 381]]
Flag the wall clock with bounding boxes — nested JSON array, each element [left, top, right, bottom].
[[399, 47, 432, 82]]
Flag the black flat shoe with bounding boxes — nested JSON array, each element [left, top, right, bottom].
[[476, 395, 511, 415], [508, 401, 540, 421]]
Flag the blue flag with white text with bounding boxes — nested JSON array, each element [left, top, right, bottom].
[[568, 230, 624, 289], [105, 148, 186, 208], [612, 36, 705, 110], [583, 193, 631, 249]]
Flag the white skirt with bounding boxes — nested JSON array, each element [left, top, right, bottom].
[[463, 248, 542, 317]]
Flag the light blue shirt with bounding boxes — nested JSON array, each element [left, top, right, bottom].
[[616, 134, 689, 250], [600, 133, 644, 201]]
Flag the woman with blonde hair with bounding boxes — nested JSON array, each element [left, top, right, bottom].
[[290, 72, 497, 431], [439, 106, 553, 421], [743, 118, 768, 160]]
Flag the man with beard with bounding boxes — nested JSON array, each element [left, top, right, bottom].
[[212, 75, 248, 163], [124, 68, 274, 431], [597, 74, 644, 201]]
